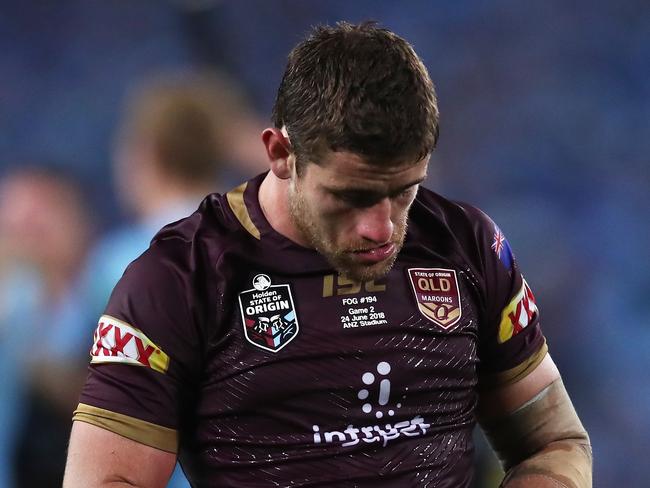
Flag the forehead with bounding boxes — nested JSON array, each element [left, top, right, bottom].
[[303, 151, 429, 191]]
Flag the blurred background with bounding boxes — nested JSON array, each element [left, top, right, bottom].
[[0, 1, 647, 487]]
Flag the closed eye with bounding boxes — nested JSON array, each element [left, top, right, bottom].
[[333, 190, 383, 208], [326, 177, 424, 208]]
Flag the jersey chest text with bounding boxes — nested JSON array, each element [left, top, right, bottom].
[[203, 265, 480, 426]]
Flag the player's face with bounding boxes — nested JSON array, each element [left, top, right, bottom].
[[288, 151, 428, 282]]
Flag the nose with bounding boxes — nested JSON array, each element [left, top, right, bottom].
[[355, 197, 394, 244]]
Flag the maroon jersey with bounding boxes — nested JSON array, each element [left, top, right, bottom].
[[75, 172, 546, 487]]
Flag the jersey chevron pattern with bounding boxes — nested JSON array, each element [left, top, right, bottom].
[[75, 172, 546, 487]]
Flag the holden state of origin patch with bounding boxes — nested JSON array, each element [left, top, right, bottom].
[[407, 268, 462, 330], [238, 274, 299, 353]]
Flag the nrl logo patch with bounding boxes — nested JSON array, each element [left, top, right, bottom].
[[407, 268, 462, 330], [238, 274, 299, 353]]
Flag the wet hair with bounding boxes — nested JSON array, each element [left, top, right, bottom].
[[272, 21, 439, 171]]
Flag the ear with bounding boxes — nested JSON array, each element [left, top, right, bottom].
[[262, 128, 293, 179]]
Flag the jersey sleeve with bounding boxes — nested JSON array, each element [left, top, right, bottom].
[[465, 206, 547, 389], [73, 237, 203, 453]]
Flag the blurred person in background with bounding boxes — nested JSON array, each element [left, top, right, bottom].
[[0, 168, 92, 488], [69, 70, 266, 488], [80, 70, 266, 332]]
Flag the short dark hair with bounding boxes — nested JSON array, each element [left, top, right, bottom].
[[272, 21, 439, 170]]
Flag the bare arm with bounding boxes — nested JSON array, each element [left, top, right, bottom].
[[63, 421, 177, 488], [478, 354, 592, 488], [478, 352, 561, 419]]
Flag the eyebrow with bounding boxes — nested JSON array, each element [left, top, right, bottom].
[[325, 177, 426, 199]]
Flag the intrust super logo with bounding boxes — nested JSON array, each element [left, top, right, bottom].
[[90, 315, 170, 374], [312, 362, 431, 448]]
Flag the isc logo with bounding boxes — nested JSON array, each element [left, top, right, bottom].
[[322, 274, 386, 297]]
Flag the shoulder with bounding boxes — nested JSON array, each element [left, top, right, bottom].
[[410, 186, 498, 259], [109, 191, 254, 313], [152, 192, 235, 244], [136, 191, 252, 273], [413, 186, 494, 231]]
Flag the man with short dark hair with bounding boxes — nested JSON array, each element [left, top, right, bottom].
[[64, 22, 592, 488]]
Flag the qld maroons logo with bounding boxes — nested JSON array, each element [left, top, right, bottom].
[[407, 268, 462, 330], [238, 274, 299, 353]]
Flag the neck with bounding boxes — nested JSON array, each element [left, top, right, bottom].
[[258, 172, 309, 246]]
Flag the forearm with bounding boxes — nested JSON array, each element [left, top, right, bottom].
[[480, 379, 592, 488], [500, 438, 592, 487]]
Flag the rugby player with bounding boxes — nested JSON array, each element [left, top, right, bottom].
[[64, 22, 592, 487]]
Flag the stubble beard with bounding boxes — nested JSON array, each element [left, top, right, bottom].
[[288, 185, 407, 283]]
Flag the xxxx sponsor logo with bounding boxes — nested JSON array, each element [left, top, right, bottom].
[[407, 268, 462, 330], [90, 315, 170, 373], [498, 279, 538, 343]]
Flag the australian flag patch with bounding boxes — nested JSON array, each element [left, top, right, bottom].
[[491, 224, 514, 270]]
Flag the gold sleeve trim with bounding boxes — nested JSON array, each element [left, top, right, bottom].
[[73, 403, 178, 454], [480, 340, 549, 389], [226, 182, 261, 240]]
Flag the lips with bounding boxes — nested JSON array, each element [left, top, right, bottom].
[[352, 243, 396, 264]]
